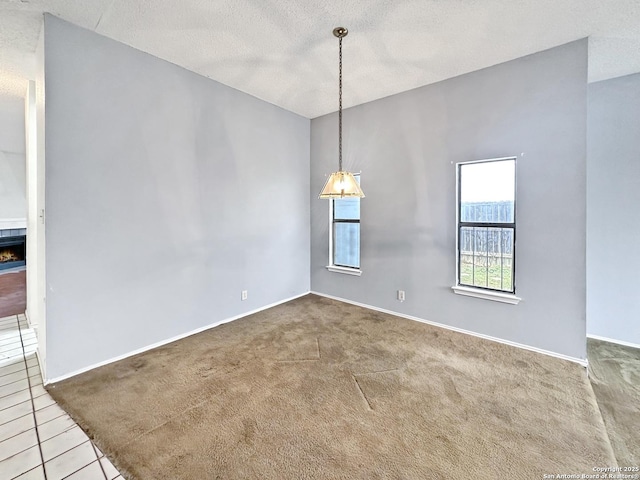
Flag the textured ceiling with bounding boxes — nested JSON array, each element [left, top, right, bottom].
[[1, 0, 639, 118]]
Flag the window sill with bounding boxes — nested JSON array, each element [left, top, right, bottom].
[[451, 285, 521, 304], [326, 265, 362, 276]]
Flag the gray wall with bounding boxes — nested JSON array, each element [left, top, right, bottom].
[[43, 15, 310, 380], [587, 73, 640, 346], [0, 95, 26, 222], [311, 40, 588, 360], [0, 96, 25, 154]]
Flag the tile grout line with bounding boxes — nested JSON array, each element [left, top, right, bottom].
[[0, 370, 39, 383], [0, 341, 30, 352], [0, 382, 48, 414], [0, 408, 32, 428], [60, 459, 104, 480], [33, 411, 66, 428], [0, 321, 28, 327], [11, 464, 42, 479], [90, 440, 109, 480], [0, 377, 40, 395], [16, 314, 48, 480], [36, 422, 79, 446], [0, 397, 32, 413], [39, 438, 91, 468], [0, 315, 20, 325], [0, 367, 41, 381], [0, 431, 39, 464], [8, 317, 112, 480]]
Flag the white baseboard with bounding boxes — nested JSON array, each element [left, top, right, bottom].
[[587, 334, 640, 350], [311, 291, 588, 367], [35, 348, 46, 382], [24, 309, 36, 330], [46, 291, 310, 385]]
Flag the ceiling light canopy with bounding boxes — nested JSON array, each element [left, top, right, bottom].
[[319, 27, 365, 200]]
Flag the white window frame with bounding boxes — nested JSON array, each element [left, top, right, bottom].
[[326, 174, 362, 276], [452, 157, 521, 304]]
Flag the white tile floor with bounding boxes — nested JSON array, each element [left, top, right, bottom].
[[0, 314, 124, 480]]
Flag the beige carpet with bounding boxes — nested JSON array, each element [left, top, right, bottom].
[[48, 295, 616, 479], [588, 338, 640, 467]]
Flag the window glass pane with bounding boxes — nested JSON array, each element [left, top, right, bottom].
[[459, 227, 474, 285], [460, 160, 515, 223], [459, 226, 513, 292], [334, 223, 360, 268], [334, 198, 360, 220], [334, 175, 360, 220]]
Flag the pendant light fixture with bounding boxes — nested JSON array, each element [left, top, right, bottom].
[[319, 27, 365, 199]]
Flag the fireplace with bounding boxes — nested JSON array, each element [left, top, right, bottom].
[[0, 235, 26, 271]]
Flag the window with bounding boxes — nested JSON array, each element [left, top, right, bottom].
[[328, 174, 361, 274], [457, 158, 516, 294]]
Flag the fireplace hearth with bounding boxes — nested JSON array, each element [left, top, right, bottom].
[[0, 235, 26, 271]]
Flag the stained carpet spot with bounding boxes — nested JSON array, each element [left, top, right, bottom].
[[241, 418, 257, 444], [275, 337, 321, 363], [443, 376, 463, 403]]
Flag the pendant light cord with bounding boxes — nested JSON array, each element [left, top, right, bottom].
[[338, 35, 343, 172]]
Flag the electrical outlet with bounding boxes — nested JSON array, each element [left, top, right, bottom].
[[397, 290, 405, 302], [241, 290, 248, 301]]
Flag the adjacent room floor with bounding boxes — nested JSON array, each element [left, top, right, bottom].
[[0, 270, 26, 319], [0, 313, 124, 479]]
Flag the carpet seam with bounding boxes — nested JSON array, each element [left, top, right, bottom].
[[118, 395, 220, 449], [351, 374, 373, 411], [584, 369, 620, 468], [276, 337, 322, 363], [352, 368, 400, 376]]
